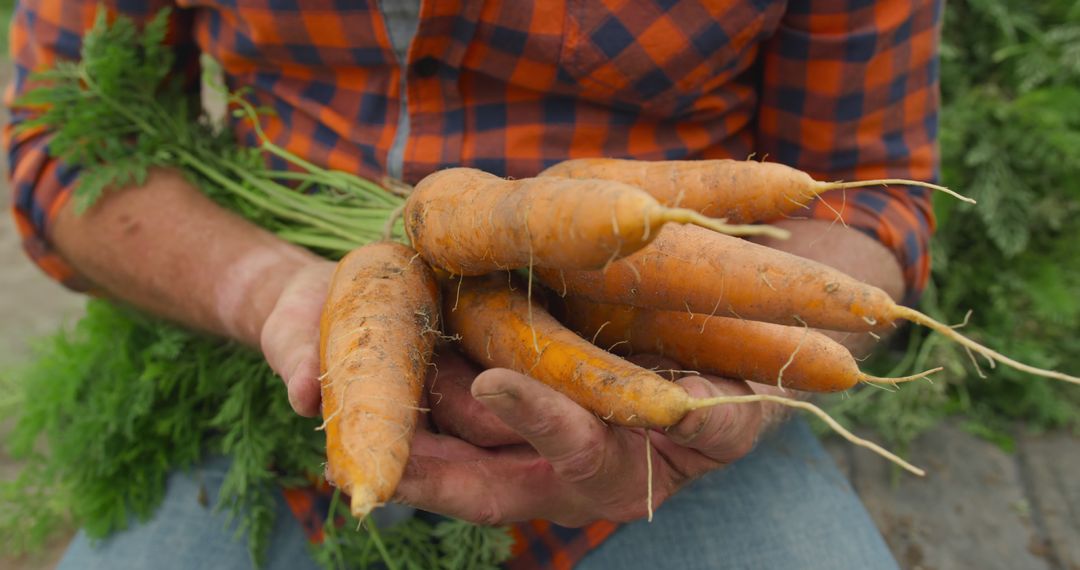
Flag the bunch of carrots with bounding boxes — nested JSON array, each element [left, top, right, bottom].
[[318, 159, 1080, 521]]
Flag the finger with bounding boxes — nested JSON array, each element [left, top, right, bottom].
[[261, 307, 322, 418], [410, 428, 504, 462], [665, 374, 761, 463], [427, 352, 523, 447], [394, 449, 568, 526], [287, 355, 322, 418], [471, 368, 618, 487], [260, 265, 333, 417]]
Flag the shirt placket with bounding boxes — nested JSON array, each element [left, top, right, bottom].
[[380, 0, 421, 181], [401, 0, 485, 183]]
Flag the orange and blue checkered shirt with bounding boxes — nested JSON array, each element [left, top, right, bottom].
[[5, 0, 942, 567]]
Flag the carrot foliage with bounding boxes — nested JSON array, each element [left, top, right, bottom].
[[0, 300, 322, 563]]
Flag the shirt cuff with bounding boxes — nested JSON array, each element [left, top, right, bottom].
[[7, 122, 94, 292]]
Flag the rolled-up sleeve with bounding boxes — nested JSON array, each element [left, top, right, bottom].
[[4, 0, 196, 291], [756, 0, 942, 305]]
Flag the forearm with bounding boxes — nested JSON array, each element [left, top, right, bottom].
[[51, 168, 320, 347]]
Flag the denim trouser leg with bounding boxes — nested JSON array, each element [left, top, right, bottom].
[[56, 455, 323, 570], [576, 418, 899, 570], [57, 419, 897, 569]]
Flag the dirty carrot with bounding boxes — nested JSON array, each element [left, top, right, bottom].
[[539, 158, 972, 224], [538, 225, 1080, 385], [319, 242, 441, 518], [443, 274, 923, 475], [403, 167, 788, 276], [556, 298, 941, 392]]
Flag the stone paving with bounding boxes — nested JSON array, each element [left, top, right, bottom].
[[1, 63, 1076, 570], [824, 425, 1079, 570]]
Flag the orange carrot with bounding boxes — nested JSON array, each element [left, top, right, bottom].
[[443, 274, 923, 475], [403, 167, 787, 276], [319, 242, 441, 518], [538, 225, 1080, 385], [540, 158, 972, 224], [556, 298, 940, 392]]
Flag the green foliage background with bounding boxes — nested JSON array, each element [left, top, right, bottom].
[[825, 0, 1080, 447]]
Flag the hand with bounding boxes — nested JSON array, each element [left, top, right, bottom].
[[396, 352, 764, 527], [259, 260, 336, 417]]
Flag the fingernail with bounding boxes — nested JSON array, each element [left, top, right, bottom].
[[472, 389, 520, 417], [473, 390, 514, 401]]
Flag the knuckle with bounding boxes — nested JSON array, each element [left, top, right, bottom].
[[727, 429, 758, 459], [697, 405, 760, 460], [553, 431, 607, 483], [610, 484, 674, 523], [514, 409, 564, 441], [468, 499, 506, 526]]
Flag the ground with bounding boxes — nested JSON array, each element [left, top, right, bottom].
[[0, 62, 1077, 570]]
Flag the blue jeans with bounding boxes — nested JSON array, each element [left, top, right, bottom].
[[58, 419, 898, 569]]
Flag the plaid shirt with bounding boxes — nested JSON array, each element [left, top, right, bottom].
[[6, 0, 942, 567]]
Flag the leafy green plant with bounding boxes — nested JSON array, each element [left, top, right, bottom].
[[314, 492, 514, 570], [0, 300, 323, 563]]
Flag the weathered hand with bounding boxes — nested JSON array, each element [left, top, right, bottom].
[[259, 260, 336, 417], [397, 355, 764, 527]]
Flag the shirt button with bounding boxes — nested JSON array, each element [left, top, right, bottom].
[[412, 56, 440, 78]]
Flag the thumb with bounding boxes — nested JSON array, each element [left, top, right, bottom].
[[260, 265, 333, 417], [665, 375, 762, 463], [472, 369, 612, 483]]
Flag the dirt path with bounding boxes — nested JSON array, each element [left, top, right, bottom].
[[0, 59, 83, 570]]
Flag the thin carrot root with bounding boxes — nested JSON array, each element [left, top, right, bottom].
[[859, 367, 944, 385], [894, 306, 1080, 385], [659, 208, 790, 240], [817, 179, 975, 205], [683, 395, 925, 476], [645, 433, 654, 523]]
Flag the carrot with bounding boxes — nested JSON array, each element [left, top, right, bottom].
[[319, 242, 441, 518], [555, 298, 941, 392], [403, 167, 788, 276], [443, 274, 924, 475], [539, 158, 973, 224], [538, 225, 1080, 385]]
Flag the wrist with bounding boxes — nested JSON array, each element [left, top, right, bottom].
[[214, 243, 323, 347]]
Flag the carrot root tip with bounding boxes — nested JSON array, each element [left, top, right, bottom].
[[661, 208, 791, 240], [819, 179, 976, 204], [860, 366, 945, 386], [895, 306, 1080, 385], [684, 394, 925, 476], [350, 487, 380, 519]]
